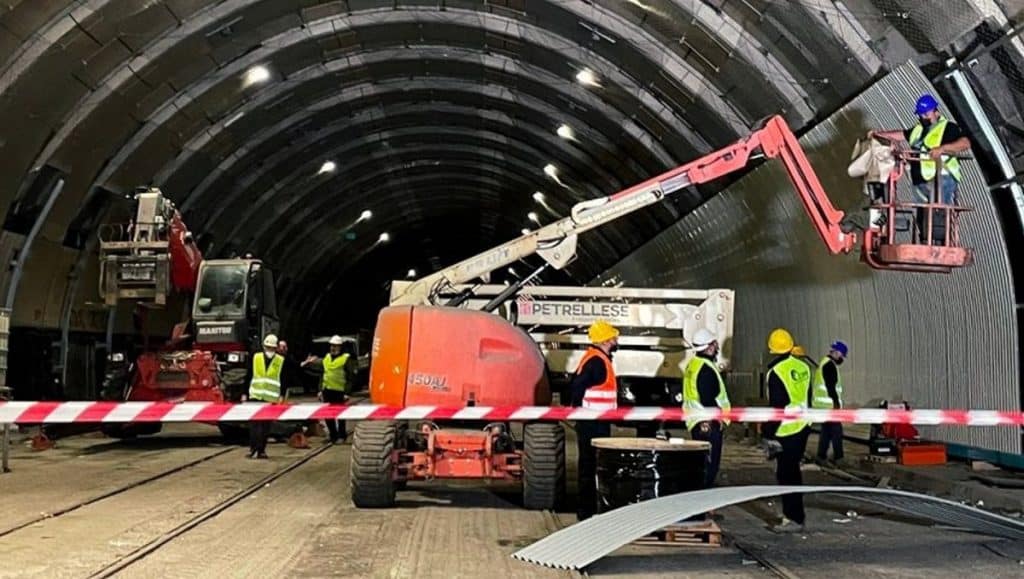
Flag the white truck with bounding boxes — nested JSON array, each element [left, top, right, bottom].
[[389, 280, 735, 407]]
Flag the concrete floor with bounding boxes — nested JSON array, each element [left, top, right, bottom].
[[1, 423, 1023, 578]]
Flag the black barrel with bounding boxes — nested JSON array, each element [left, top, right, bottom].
[[592, 438, 710, 514]]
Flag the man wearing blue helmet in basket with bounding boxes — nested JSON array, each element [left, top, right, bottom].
[[869, 93, 971, 245]]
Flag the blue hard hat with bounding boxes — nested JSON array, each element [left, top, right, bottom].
[[830, 341, 849, 357], [915, 94, 939, 116]]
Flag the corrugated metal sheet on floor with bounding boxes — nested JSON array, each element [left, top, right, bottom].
[[511, 485, 1024, 571]]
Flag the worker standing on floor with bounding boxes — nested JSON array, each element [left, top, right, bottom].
[[682, 328, 730, 488], [763, 328, 812, 533], [303, 335, 355, 444], [791, 345, 817, 371], [570, 320, 620, 521], [814, 341, 848, 464], [247, 334, 284, 459]]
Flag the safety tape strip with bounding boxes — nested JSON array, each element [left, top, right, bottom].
[[1, 402, 1023, 426]]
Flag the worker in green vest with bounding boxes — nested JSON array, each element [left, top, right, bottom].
[[814, 340, 848, 465], [246, 333, 284, 459], [763, 328, 812, 533], [869, 93, 970, 245], [682, 328, 730, 488], [303, 335, 355, 444]]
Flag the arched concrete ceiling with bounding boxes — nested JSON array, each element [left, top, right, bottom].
[[4, 0, 1009, 331]]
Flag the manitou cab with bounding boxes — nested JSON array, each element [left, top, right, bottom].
[[192, 258, 280, 400]]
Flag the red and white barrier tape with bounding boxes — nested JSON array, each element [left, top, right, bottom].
[[0, 402, 1022, 426]]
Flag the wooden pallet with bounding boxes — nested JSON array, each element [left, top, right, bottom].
[[634, 520, 722, 547]]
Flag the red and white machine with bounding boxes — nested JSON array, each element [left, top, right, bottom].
[[97, 188, 280, 439], [352, 115, 973, 509]]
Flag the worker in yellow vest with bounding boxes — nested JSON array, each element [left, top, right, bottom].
[[869, 93, 970, 245], [814, 340, 848, 464], [791, 345, 817, 371], [569, 319, 619, 521], [303, 335, 355, 444], [763, 328, 812, 533], [682, 328, 730, 488], [247, 334, 284, 459]]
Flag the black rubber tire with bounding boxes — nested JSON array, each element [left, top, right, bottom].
[[99, 366, 131, 401], [350, 421, 398, 508], [100, 423, 136, 439], [394, 423, 409, 490], [522, 422, 566, 510], [218, 367, 251, 444], [218, 423, 248, 444], [221, 367, 249, 401]]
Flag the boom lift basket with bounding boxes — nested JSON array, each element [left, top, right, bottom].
[[861, 147, 974, 273]]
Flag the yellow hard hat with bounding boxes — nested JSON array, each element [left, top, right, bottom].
[[768, 328, 794, 354], [588, 320, 619, 344]]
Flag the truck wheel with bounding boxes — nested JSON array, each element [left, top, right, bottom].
[[220, 368, 249, 400], [350, 421, 398, 508], [523, 422, 565, 510], [218, 367, 251, 444], [100, 366, 131, 401], [218, 423, 248, 444]]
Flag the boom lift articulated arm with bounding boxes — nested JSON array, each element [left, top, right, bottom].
[[390, 116, 863, 306]]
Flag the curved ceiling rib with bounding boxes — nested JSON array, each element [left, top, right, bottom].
[[186, 80, 631, 231], [228, 142, 592, 258], [155, 43, 673, 202], [0, 0, 900, 330]]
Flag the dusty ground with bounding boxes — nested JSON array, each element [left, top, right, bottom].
[[1, 423, 1023, 578]]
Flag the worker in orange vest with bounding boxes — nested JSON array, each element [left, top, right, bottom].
[[570, 320, 620, 520]]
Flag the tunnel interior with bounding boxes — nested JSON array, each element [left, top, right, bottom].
[[0, 1, 1022, 453]]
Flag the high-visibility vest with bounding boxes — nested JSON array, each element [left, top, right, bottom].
[[249, 353, 283, 402], [322, 353, 350, 392], [908, 116, 962, 183], [576, 347, 617, 410], [682, 356, 731, 431], [812, 357, 843, 409], [767, 356, 811, 438]]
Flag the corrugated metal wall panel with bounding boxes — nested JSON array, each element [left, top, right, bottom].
[[599, 63, 1020, 453]]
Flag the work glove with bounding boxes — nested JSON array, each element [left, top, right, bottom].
[[622, 386, 636, 403]]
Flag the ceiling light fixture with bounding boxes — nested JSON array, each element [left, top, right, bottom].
[[575, 68, 600, 87], [359, 209, 372, 221], [532, 192, 545, 202], [378, 232, 390, 243], [407, 269, 417, 278], [318, 160, 337, 174], [243, 65, 271, 87], [556, 124, 575, 140]]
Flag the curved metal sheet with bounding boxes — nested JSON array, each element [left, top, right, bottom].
[[511, 484, 1024, 571]]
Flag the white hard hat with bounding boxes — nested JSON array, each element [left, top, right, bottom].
[[691, 328, 716, 349], [328, 335, 344, 346], [263, 334, 279, 348]]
